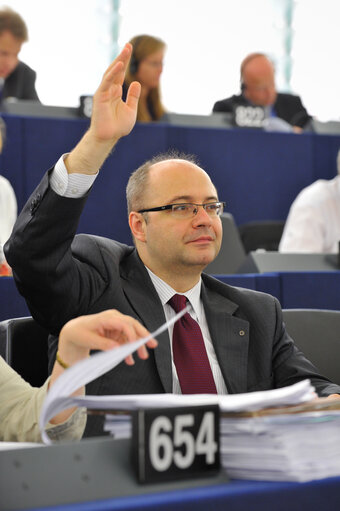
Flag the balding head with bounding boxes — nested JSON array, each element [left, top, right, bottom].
[[127, 153, 222, 290], [126, 151, 202, 215], [241, 53, 277, 106]]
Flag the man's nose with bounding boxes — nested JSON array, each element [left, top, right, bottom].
[[192, 206, 213, 226]]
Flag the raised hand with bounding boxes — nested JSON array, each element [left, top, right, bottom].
[[65, 43, 141, 175], [90, 43, 141, 142]]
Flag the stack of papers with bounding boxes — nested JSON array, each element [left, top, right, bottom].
[[100, 388, 340, 482], [39, 312, 340, 482], [220, 400, 340, 482], [99, 379, 315, 439]]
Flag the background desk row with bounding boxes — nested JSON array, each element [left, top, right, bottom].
[[2, 270, 340, 322], [1, 114, 340, 245]]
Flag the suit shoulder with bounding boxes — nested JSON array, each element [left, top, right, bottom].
[[276, 92, 302, 105], [213, 94, 243, 112], [73, 234, 133, 259], [8, 61, 36, 80], [17, 60, 36, 75]]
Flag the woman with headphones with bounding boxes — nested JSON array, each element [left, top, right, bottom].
[[124, 34, 166, 122]]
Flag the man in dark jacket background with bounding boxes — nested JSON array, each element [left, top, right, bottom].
[[213, 52, 310, 131], [0, 6, 39, 102]]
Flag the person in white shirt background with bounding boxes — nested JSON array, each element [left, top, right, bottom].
[[279, 148, 340, 253], [0, 118, 17, 273]]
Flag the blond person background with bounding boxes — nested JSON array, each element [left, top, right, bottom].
[[123, 34, 166, 122], [0, 309, 157, 442]]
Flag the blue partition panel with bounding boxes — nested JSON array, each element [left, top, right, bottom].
[[278, 271, 340, 310], [215, 271, 340, 311], [0, 116, 25, 208], [2, 114, 340, 244], [0, 276, 30, 321]]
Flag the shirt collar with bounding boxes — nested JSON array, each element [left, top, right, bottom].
[[146, 266, 202, 318]]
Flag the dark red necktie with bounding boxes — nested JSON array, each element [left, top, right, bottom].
[[168, 294, 217, 394]]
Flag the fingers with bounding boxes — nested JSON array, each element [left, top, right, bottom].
[[80, 309, 158, 355], [95, 310, 155, 343], [60, 309, 158, 369], [99, 43, 132, 93], [125, 81, 141, 110], [125, 354, 135, 366]]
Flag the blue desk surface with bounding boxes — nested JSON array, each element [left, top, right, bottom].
[[28, 476, 340, 511], [1, 114, 340, 245]]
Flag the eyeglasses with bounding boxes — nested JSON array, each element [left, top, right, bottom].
[[138, 202, 225, 219]]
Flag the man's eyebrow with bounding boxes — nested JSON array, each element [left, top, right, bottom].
[[167, 195, 219, 203]]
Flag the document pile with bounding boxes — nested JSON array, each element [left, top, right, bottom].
[[40, 311, 340, 482], [101, 383, 340, 482], [220, 397, 340, 482]]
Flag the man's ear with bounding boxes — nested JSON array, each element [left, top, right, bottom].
[[129, 211, 147, 242]]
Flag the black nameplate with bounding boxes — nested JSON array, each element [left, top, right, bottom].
[[79, 95, 93, 118], [234, 105, 265, 128], [132, 405, 220, 484]]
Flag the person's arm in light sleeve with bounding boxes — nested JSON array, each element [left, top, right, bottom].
[[0, 310, 157, 443]]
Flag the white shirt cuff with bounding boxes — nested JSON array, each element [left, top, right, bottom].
[[50, 154, 98, 198]]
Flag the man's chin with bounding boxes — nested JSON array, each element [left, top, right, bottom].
[[184, 252, 217, 268]]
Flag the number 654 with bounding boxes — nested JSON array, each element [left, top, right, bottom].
[[149, 412, 218, 472]]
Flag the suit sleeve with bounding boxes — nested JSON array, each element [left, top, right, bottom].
[[288, 95, 311, 128], [23, 68, 40, 101], [4, 170, 108, 334]]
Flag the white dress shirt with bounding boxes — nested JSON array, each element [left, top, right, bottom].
[[279, 175, 340, 254], [50, 158, 228, 394], [146, 268, 228, 394], [0, 175, 17, 247]]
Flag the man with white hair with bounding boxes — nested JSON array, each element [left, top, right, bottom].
[[279, 149, 340, 253]]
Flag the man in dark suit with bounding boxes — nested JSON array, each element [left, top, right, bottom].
[[5, 43, 340, 437], [0, 7, 39, 101], [213, 53, 310, 130]]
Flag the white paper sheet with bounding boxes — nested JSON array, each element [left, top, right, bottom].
[[40, 306, 189, 443]]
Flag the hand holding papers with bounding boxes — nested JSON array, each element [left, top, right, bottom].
[[40, 306, 190, 443]]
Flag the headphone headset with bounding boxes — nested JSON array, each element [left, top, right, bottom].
[[129, 36, 144, 75]]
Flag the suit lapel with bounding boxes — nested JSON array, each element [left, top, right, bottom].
[[120, 252, 173, 393], [120, 254, 250, 395], [202, 282, 250, 394]]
